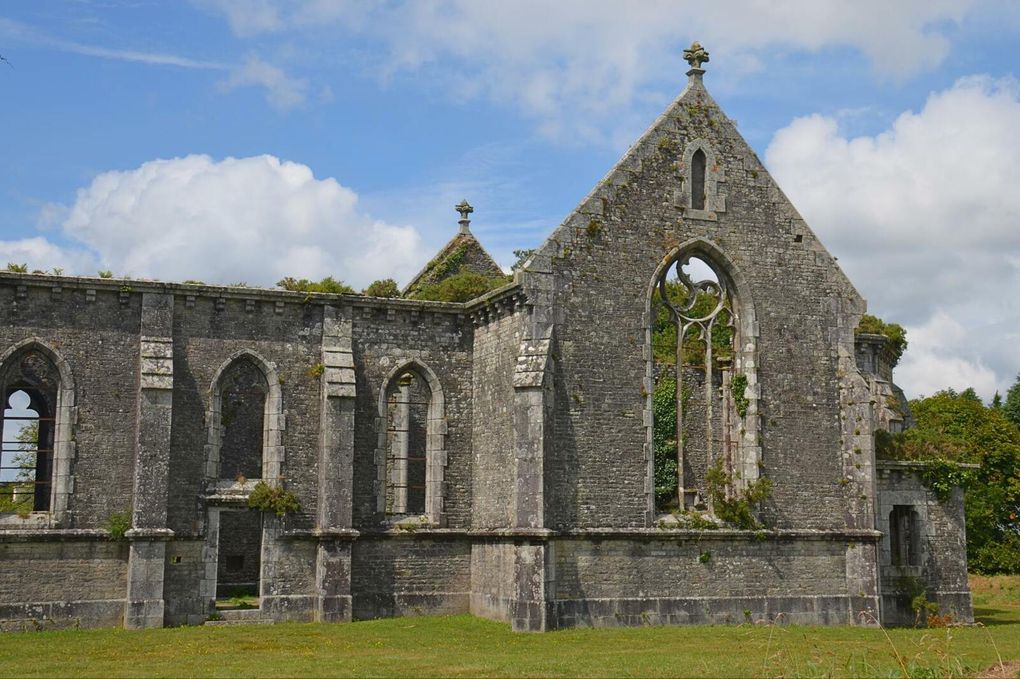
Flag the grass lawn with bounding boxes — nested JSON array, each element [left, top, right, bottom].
[[0, 576, 1017, 678]]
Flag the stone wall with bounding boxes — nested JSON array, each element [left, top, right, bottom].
[[876, 461, 973, 625], [522, 73, 865, 532], [351, 536, 471, 619], [351, 304, 473, 529], [0, 536, 128, 630], [547, 533, 865, 627], [168, 295, 323, 535], [469, 541, 517, 622], [470, 310, 525, 528]]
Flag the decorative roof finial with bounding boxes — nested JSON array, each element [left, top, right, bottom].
[[456, 199, 474, 234], [683, 41, 709, 78]]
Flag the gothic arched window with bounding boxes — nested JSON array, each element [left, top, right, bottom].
[[207, 352, 284, 484], [648, 245, 761, 521], [376, 361, 446, 525], [0, 347, 62, 513], [218, 358, 268, 481]]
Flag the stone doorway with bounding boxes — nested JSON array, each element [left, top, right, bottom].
[[205, 507, 263, 613]]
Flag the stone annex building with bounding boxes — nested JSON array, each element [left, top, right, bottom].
[[0, 45, 972, 631]]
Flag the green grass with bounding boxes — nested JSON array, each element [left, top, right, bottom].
[[0, 576, 1017, 678]]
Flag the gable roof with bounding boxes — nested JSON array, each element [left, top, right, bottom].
[[518, 57, 863, 313], [403, 229, 504, 296]]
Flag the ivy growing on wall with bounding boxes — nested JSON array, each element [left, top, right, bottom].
[[730, 373, 749, 418]]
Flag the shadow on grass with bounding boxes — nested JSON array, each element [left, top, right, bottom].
[[974, 606, 1019, 627]]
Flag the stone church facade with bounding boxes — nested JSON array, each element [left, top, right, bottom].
[[0, 47, 971, 631]]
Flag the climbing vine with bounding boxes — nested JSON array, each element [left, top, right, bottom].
[[918, 458, 974, 502], [730, 373, 749, 418]]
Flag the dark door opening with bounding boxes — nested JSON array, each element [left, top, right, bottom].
[[216, 509, 263, 610]]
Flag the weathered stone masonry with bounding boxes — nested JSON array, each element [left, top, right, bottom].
[[0, 49, 971, 631]]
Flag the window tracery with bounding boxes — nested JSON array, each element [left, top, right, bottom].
[[649, 244, 760, 518]]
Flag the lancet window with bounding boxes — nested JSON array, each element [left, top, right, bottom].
[[691, 149, 707, 211]]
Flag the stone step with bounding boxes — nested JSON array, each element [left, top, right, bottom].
[[205, 607, 270, 626], [204, 618, 274, 626]]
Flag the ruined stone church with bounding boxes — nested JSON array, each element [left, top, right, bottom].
[[0, 45, 971, 631]]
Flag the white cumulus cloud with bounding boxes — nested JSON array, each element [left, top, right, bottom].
[[895, 313, 999, 399], [2, 155, 425, 289], [766, 76, 1020, 399]]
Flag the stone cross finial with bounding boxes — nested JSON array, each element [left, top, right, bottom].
[[683, 41, 710, 72], [456, 199, 473, 234]]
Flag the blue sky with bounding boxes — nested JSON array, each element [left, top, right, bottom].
[[1, 1, 1020, 400]]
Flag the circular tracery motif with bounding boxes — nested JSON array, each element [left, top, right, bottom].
[[657, 253, 728, 325]]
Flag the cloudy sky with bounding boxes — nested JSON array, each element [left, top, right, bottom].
[[1, 1, 1019, 400]]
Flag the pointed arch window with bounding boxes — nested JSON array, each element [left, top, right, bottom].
[[0, 343, 74, 521], [207, 352, 284, 485], [376, 361, 446, 526], [648, 245, 760, 518], [219, 358, 268, 481]]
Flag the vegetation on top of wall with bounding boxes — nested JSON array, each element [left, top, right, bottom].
[[876, 387, 1020, 574], [405, 239, 505, 298], [5, 262, 28, 273], [248, 481, 301, 517], [276, 276, 355, 295], [403, 243, 471, 298], [856, 313, 908, 358], [362, 278, 402, 298], [411, 271, 509, 303]]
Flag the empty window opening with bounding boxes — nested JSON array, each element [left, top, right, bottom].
[[890, 505, 921, 567], [385, 371, 430, 516], [691, 148, 707, 210], [218, 358, 268, 481], [1, 350, 60, 514], [651, 253, 736, 513], [215, 509, 262, 609]]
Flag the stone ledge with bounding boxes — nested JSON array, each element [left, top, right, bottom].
[[0, 271, 470, 313], [124, 528, 175, 541], [282, 528, 361, 540], [554, 528, 882, 542], [0, 528, 111, 543]]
